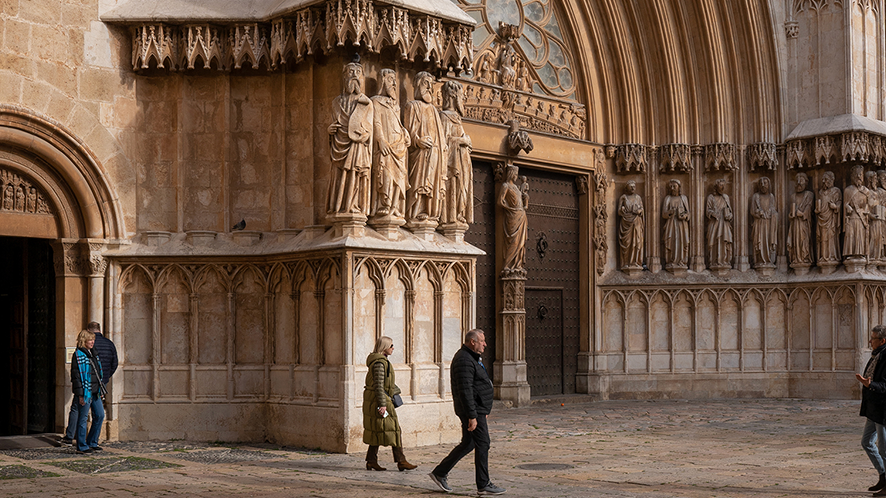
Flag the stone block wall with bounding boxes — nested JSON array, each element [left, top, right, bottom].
[[112, 248, 474, 451], [591, 279, 885, 399]]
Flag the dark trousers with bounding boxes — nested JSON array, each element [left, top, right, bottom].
[[433, 414, 490, 489], [366, 445, 406, 463]]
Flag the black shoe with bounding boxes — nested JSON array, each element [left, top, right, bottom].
[[90, 446, 103, 451], [872, 474, 886, 492], [429, 472, 452, 493], [76, 448, 93, 454], [60, 437, 73, 445], [478, 483, 506, 495]]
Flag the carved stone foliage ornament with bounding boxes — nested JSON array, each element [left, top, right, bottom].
[[592, 150, 608, 275], [0, 169, 52, 216], [127, 0, 473, 72]]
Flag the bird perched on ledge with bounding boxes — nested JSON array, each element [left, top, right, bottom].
[[232, 219, 246, 231]]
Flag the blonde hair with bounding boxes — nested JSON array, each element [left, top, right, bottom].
[[76, 329, 95, 348], [373, 336, 393, 354]]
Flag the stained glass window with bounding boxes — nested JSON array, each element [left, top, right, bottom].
[[453, 0, 576, 99]]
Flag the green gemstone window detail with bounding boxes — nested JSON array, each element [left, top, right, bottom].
[[453, 0, 576, 99]]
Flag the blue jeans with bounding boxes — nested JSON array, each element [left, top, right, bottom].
[[863, 418, 886, 475], [75, 394, 104, 451], [64, 395, 80, 440]]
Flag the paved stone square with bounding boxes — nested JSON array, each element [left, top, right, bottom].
[[0, 398, 876, 497]]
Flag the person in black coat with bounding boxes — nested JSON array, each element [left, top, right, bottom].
[[858, 324, 886, 495], [429, 329, 505, 495], [62, 322, 117, 445]]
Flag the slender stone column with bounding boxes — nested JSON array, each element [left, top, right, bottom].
[[493, 274, 529, 406]]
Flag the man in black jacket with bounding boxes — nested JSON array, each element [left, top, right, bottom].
[[61, 322, 118, 445], [858, 324, 886, 495], [429, 329, 505, 495]]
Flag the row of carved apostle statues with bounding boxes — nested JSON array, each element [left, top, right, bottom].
[[326, 62, 474, 232], [617, 165, 886, 274]]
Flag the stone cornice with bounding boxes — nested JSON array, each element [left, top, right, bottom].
[[118, 0, 474, 72]]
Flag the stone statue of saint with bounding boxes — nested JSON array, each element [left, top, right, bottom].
[[370, 68, 410, 222], [661, 178, 689, 269], [617, 180, 644, 270], [706, 179, 733, 270], [326, 61, 373, 217], [844, 165, 869, 261], [867, 170, 884, 264], [404, 71, 446, 225], [787, 172, 814, 268], [750, 177, 778, 268], [498, 42, 517, 88], [498, 164, 528, 275], [879, 170, 886, 263], [439, 80, 473, 227], [816, 171, 841, 266]]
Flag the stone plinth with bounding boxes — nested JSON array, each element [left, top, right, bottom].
[[495, 274, 530, 407]]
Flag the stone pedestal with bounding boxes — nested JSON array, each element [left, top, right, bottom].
[[439, 221, 469, 243], [755, 264, 775, 277], [819, 262, 838, 275], [665, 264, 688, 277], [621, 265, 643, 277], [790, 263, 811, 276], [406, 219, 438, 240], [710, 265, 731, 277], [495, 273, 530, 407], [328, 212, 367, 238], [845, 257, 866, 273], [369, 213, 406, 240]]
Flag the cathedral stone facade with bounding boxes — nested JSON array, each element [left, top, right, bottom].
[[0, 0, 884, 451]]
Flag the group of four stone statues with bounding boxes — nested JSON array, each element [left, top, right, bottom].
[[618, 166, 886, 274], [326, 62, 473, 232]]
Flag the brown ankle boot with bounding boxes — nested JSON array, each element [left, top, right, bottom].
[[397, 461, 417, 471], [366, 461, 387, 471]]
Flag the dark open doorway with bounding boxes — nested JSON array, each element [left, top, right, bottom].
[[0, 237, 56, 436]]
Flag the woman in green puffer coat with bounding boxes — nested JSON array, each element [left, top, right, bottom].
[[363, 336, 417, 471]]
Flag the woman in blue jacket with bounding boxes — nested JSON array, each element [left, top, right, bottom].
[[71, 329, 104, 454]]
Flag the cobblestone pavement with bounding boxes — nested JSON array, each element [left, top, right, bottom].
[[0, 398, 877, 497]]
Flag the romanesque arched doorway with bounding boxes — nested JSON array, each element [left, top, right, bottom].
[[0, 106, 123, 435]]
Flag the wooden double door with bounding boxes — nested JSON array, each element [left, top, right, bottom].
[[0, 237, 56, 436], [467, 163, 580, 397]]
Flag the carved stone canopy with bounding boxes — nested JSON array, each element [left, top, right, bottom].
[[104, 0, 476, 72]]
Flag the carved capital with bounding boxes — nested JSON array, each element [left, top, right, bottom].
[[747, 142, 777, 171], [784, 21, 799, 38], [612, 144, 647, 174], [53, 240, 87, 277], [659, 143, 692, 173], [705, 143, 736, 171]]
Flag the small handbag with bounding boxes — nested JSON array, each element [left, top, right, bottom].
[[392, 394, 404, 407]]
